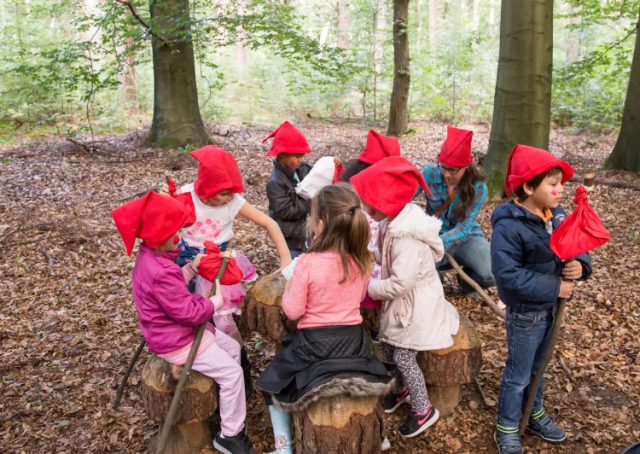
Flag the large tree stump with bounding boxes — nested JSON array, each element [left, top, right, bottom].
[[238, 273, 296, 343], [292, 394, 384, 454], [417, 314, 482, 416], [140, 355, 218, 454]]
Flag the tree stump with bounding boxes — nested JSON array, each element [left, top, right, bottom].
[[238, 273, 296, 343], [140, 355, 218, 454], [292, 394, 384, 454], [417, 314, 482, 416]]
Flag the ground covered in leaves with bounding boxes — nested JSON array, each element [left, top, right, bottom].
[[1, 120, 639, 453]]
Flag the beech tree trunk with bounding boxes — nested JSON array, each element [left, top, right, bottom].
[[122, 36, 139, 115], [606, 17, 640, 172], [483, 0, 553, 197], [337, 0, 351, 50], [428, 0, 437, 51], [148, 0, 209, 148], [387, 0, 410, 137]]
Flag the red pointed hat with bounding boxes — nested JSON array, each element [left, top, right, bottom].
[[198, 241, 244, 285], [262, 121, 311, 157], [112, 191, 196, 255], [351, 156, 432, 217], [191, 146, 245, 200], [505, 144, 575, 196], [550, 186, 610, 261], [358, 130, 401, 165], [438, 126, 473, 167]]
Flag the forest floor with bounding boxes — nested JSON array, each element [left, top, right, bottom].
[[0, 119, 639, 454]]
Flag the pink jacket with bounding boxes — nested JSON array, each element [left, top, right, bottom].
[[132, 245, 214, 354]]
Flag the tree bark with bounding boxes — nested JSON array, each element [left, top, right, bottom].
[[337, 0, 351, 50], [428, 0, 437, 51], [606, 17, 640, 172], [565, 6, 582, 63], [122, 36, 139, 115], [148, 0, 209, 148], [372, 0, 385, 122], [387, 0, 411, 137], [483, 0, 554, 198]]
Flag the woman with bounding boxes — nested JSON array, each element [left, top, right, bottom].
[[419, 126, 495, 296]]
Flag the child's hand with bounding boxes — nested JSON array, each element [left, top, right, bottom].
[[191, 253, 206, 270], [333, 157, 343, 167], [562, 260, 583, 281], [559, 280, 576, 299], [209, 280, 223, 309]]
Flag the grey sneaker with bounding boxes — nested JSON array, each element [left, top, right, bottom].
[[213, 431, 258, 454], [527, 412, 566, 443], [494, 431, 523, 454]]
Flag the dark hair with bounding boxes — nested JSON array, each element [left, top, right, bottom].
[[306, 184, 372, 282], [514, 167, 564, 201], [452, 164, 486, 221], [341, 159, 371, 182]]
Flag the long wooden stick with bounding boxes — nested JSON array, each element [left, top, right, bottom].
[[112, 337, 146, 410], [154, 242, 234, 454]]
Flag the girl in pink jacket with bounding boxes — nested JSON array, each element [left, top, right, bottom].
[[112, 191, 257, 454]]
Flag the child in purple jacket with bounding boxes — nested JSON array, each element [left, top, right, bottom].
[[112, 191, 257, 454]]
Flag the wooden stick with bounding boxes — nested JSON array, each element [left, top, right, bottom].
[[112, 338, 146, 410], [444, 252, 506, 318], [154, 242, 234, 454]]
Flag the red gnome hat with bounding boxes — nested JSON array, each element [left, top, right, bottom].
[[112, 191, 196, 255], [198, 241, 244, 285], [505, 144, 574, 196], [262, 121, 311, 157], [358, 130, 401, 165], [438, 126, 473, 167], [351, 156, 431, 217], [191, 146, 245, 200], [550, 186, 610, 261]]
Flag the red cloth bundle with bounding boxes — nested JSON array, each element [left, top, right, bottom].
[[198, 241, 243, 285], [550, 186, 610, 261]]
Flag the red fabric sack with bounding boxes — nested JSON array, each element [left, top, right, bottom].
[[198, 241, 243, 285]]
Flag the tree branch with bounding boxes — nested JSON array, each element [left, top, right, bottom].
[[115, 0, 169, 43]]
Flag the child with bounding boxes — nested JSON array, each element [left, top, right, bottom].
[[418, 126, 495, 297], [491, 144, 592, 454], [342, 129, 401, 182], [111, 191, 257, 454], [263, 121, 313, 258], [257, 184, 392, 454], [351, 156, 460, 438]]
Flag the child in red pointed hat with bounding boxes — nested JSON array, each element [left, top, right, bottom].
[[418, 126, 495, 298], [491, 144, 592, 453], [342, 129, 401, 182], [111, 192, 258, 453], [351, 156, 460, 439], [263, 121, 313, 258]]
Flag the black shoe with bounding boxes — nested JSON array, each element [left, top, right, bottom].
[[382, 387, 410, 414], [213, 431, 257, 454], [399, 406, 439, 438], [240, 347, 253, 399]]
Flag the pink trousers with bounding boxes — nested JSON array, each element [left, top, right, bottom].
[[159, 329, 246, 437]]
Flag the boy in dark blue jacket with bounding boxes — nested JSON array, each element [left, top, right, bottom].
[[491, 145, 592, 454]]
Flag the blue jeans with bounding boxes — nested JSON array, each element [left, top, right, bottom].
[[496, 306, 555, 430], [438, 235, 495, 293]]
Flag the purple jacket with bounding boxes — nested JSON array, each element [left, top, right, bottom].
[[132, 245, 214, 354]]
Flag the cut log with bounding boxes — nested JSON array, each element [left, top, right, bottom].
[[238, 273, 296, 343], [141, 355, 218, 454], [292, 395, 383, 454], [417, 314, 482, 416]]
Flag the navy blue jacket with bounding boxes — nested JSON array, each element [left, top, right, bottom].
[[490, 201, 592, 313]]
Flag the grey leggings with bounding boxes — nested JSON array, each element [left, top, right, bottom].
[[381, 342, 430, 413]]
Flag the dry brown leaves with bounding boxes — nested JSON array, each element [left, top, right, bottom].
[[0, 120, 638, 453]]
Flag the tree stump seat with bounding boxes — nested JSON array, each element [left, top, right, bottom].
[[417, 314, 482, 416], [140, 354, 218, 454]]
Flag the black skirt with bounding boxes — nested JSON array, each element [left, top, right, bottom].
[[256, 324, 392, 405]]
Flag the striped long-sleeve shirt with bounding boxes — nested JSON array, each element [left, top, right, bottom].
[[418, 164, 488, 251]]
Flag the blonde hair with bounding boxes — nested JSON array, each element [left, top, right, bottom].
[[306, 184, 372, 283]]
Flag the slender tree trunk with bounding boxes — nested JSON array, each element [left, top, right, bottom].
[[236, 0, 247, 72], [472, 0, 480, 31], [565, 6, 581, 63], [428, 0, 437, 51], [373, 0, 385, 122], [484, 0, 553, 197], [122, 36, 139, 115], [148, 0, 209, 148], [488, 0, 495, 35], [337, 0, 351, 49], [416, 0, 423, 52], [387, 0, 410, 137], [605, 18, 640, 172]]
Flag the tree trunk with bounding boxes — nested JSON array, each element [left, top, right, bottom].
[[236, 0, 247, 72], [483, 0, 553, 198], [337, 0, 351, 50], [387, 0, 411, 137], [565, 6, 582, 63], [148, 0, 209, 148], [122, 36, 139, 115], [472, 0, 480, 31], [293, 395, 383, 454], [428, 0, 437, 51], [373, 0, 385, 122], [606, 18, 640, 172]]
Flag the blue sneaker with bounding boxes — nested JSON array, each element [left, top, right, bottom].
[[527, 411, 566, 443], [494, 430, 523, 454]]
